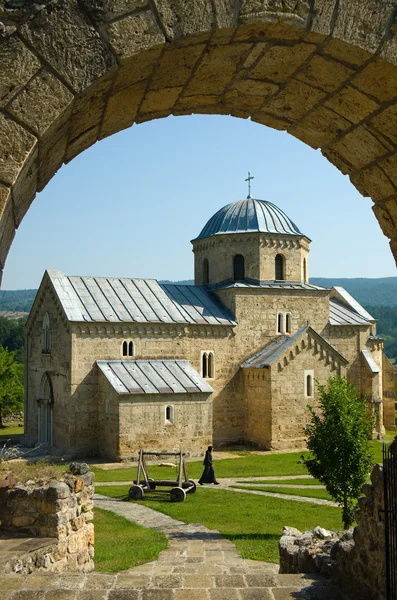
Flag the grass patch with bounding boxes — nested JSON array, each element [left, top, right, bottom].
[[0, 459, 66, 485], [92, 451, 311, 483], [0, 424, 24, 441], [232, 485, 332, 502], [239, 478, 320, 486], [94, 507, 167, 572], [95, 485, 343, 563]]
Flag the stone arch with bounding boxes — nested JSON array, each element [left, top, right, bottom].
[[2, 1, 397, 282]]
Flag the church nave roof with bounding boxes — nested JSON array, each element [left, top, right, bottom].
[[46, 270, 236, 326]]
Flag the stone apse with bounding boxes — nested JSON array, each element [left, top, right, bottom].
[[1, 0, 397, 279]]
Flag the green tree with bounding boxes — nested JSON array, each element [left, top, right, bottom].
[[0, 346, 23, 428], [303, 376, 373, 529]]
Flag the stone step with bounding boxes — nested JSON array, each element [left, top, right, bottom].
[[0, 535, 58, 575]]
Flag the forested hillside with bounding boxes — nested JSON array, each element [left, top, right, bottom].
[[0, 289, 36, 312], [310, 277, 397, 307]]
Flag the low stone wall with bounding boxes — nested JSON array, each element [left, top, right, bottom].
[[279, 464, 386, 600], [0, 463, 94, 574]]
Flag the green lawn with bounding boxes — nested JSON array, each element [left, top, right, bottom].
[[92, 451, 311, 482], [94, 507, 167, 572], [232, 485, 332, 502], [0, 423, 24, 442], [95, 485, 343, 563]]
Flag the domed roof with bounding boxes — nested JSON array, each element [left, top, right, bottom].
[[194, 197, 303, 241]]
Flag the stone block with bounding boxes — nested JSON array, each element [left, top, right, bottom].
[[80, 0, 148, 25], [0, 190, 15, 269], [330, 125, 389, 171], [0, 114, 37, 186], [47, 483, 71, 501], [20, 0, 117, 93], [107, 11, 165, 59], [310, 0, 337, 37], [352, 59, 397, 103], [140, 86, 183, 113], [10, 145, 38, 228], [213, 0, 237, 28], [69, 77, 112, 141], [296, 54, 353, 93], [223, 78, 279, 112], [289, 105, 351, 149], [65, 126, 99, 164], [322, 38, 372, 68], [184, 44, 251, 96], [0, 37, 41, 108], [152, 0, 215, 40], [12, 515, 36, 527], [325, 85, 379, 125], [333, 0, 395, 54], [247, 42, 315, 84], [264, 79, 325, 122], [113, 47, 163, 92], [8, 70, 73, 141], [150, 45, 206, 90], [350, 165, 396, 202], [100, 81, 146, 139]]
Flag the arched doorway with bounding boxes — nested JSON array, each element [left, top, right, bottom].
[[1, 2, 397, 279], [38, 372, 53, 446]]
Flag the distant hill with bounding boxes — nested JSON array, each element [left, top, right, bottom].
[[1, 276, 397, 312], [310, 277, 397, 308]]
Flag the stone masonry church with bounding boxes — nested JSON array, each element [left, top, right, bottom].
[[24, 194, 396, 460]]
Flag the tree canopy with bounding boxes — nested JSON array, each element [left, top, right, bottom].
[[303, 376, 373, 529], [0, 346, 23, 427]]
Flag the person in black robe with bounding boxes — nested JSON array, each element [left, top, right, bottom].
[[198, 446, 220, 485]]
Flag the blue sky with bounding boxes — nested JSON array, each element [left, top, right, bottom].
[[3, 114, 396, 290]]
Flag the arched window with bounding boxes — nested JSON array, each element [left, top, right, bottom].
[[165, 405, 174, 422], [275, 254, 284, 280], [286, 313, 292, 334], [277, 313, 284, 334], [202, 258, 209, 285], [202, 352, 208, 378], [303, 258, 307, 283], [42, 312, 51, 354], [233, 254, 245, 282], [122, 340, 134, 357], [305, 371, 314, 398], [208, 352, 215, 378]]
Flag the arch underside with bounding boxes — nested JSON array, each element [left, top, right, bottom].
[[1, 0, 397, 282]]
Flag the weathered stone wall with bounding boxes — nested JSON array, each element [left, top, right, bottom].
[[0, 464, 94, 574], [269, 330, 347, 449], [98, 372, 212, 459], [243, 368, 272, 447], [279, 464, 387, 600]]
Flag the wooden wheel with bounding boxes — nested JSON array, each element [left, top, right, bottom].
[[128, 485, 144, 500], [186, 480, 197, 494], [170, 487, 186, 502]]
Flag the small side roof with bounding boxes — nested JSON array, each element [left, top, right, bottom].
[[46, 270, 236, 326], [331, 287, 374, 321], [97, 360, 214, 395], [241, 326, 348, 369], [329, 298, 371, 326], [361, 350, 380, 374]]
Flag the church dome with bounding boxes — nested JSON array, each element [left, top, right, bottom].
[[194, 197, 303, 241]]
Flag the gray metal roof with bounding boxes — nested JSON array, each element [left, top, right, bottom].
[[241, 326, 348, 369], [332, 287, 374, 321], [207, 279, 327, 292], [47, 270, 236, 326], [361, 350, 380, 374], [193, 198, 306, 241], [329, 298, 370, 326], [97, 360, 214, 395]]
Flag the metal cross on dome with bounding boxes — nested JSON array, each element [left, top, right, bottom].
[[245, 171, 254, 197]]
